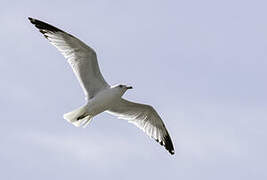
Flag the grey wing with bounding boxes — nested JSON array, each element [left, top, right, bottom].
[[28, 17, 109, 99], [106, 98, 175, 155]]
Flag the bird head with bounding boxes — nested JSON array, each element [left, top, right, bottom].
[[118, 84, 133, 90], [113, 84, 133, 95]]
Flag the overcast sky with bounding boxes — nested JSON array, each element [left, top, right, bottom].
[[1, 0, 267, 179]]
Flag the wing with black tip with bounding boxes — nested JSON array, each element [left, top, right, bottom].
[[107, 98, 175, 155], [28, 17, 109, 99]]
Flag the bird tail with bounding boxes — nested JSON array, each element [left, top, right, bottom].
[[63, 105, 93, 128]]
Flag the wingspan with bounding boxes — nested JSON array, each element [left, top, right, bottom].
[[106, 98, 175, 155], [28, 17, 109, 99]]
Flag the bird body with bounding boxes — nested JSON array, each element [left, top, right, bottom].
[[28, 17, 175, 155], [86, 85, 125, 117], [64, 85, 131, 127]]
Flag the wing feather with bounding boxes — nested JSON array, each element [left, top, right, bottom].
[[107, 98, 175, 155], [28, 17, 109, 99]]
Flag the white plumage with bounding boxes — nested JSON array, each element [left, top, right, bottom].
[[29, 17, 174, 155]]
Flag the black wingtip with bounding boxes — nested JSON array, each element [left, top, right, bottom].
[[28, 17, 64, 33], [28, 17, 36, 24], [164, 134, 175, 155], [155, 133, 175, 155], [156, 133, 175, 155]]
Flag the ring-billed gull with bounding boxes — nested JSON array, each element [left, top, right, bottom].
[[28, 17, 175, 155]]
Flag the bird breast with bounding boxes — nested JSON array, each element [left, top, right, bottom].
[[87, 88, 121, 116]]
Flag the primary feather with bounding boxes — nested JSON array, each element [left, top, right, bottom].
[[28, 17, 109, 99], [107, 99, 175, 155]]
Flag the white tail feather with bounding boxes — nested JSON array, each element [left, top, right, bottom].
[[63, 105, 93, 127]]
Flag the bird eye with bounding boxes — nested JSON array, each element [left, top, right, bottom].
[[119, 85, 123, 88]]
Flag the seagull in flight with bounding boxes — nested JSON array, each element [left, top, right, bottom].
[[28, 17, 175, 155]]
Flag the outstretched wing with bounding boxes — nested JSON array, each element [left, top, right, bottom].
[[28, 17, 109, 99], [106, 98, 175, 155]]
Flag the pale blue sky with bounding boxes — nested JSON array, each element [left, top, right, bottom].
[[1, 0, 267, 179]]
